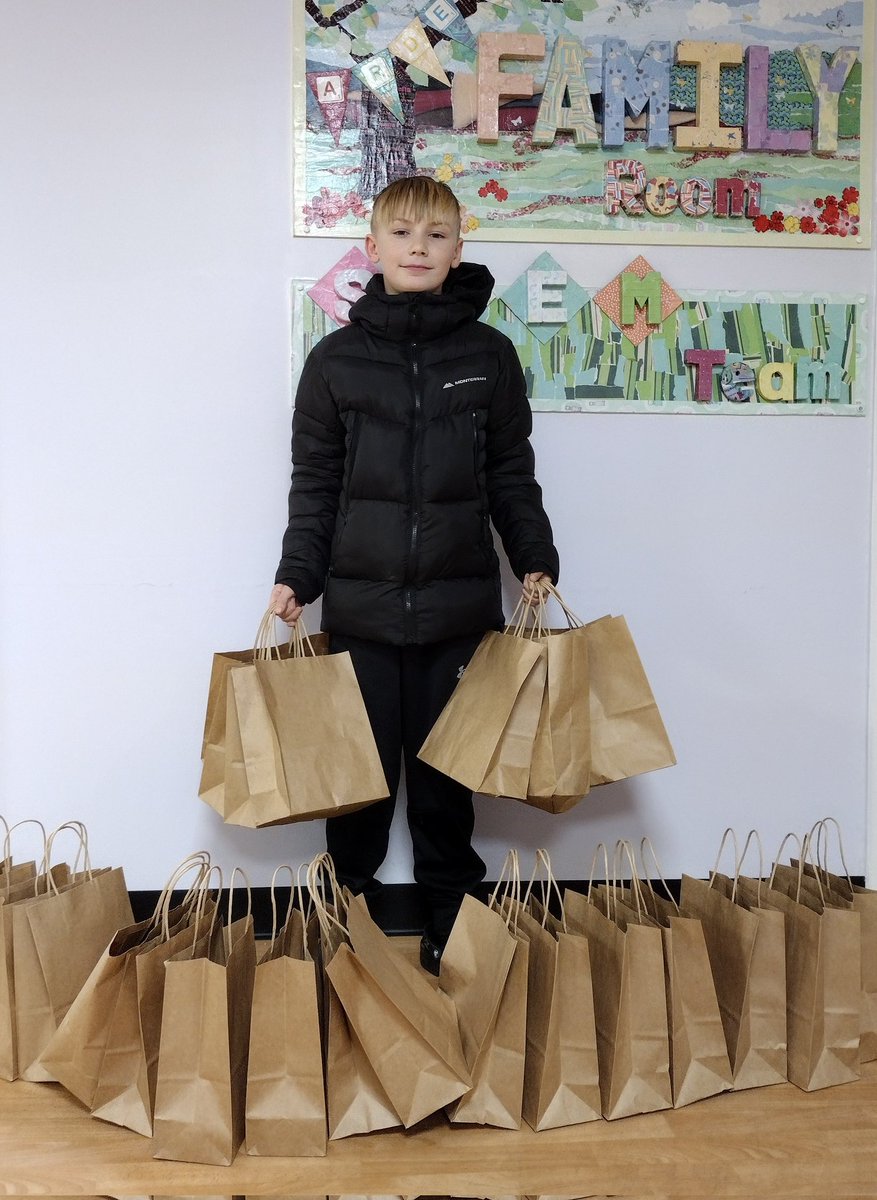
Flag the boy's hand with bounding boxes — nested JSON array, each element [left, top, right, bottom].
[[270, 583, 304, 626], [522, 571, 551, 606]]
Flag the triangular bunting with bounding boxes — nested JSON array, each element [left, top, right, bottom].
[[389, 17, 450, 86], [307, 69, 351, 145], [418, 0, 477, 51], [352, 50, 404, 123]]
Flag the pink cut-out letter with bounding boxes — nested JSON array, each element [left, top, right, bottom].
[[685, 349, 727, 401]]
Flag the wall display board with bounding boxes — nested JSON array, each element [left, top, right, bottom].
[[293, 0, 873, 247], [293, 248, 867, 413]]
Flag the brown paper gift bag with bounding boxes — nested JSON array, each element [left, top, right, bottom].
[[585, 615, 675, 786], [758, 840, 860, 1091], [218, 617, 331, 828], [225, 617, 388, 827], [304, 857, 402, 1141], [40, 853, 215, 1136], [679, 862, 787, 1090], [522, 587, 591, 813], [1, 820, 64, 1081], [199, 646, 275, 819], [563, 848, 671, 1120], [199, 609, 301, 818], [441, 877, 524, 1129], [478, 650, 547, 800], [245, 870, 326, 1157], [518, 853, 600, 1131], [325, 973, 402, 1140], [455, 933, 528, 1129], [637, 839, 732, 1107], [797, 817, 877, 1063], [327, 893, 471, 1127], [0, 862, 71, 1081], [11, 822, 133, 1082], [153, 890, 257, 1165], [418, 624, 544, 792]]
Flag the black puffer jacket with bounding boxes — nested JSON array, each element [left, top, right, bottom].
[[275, 262, 559, 646]]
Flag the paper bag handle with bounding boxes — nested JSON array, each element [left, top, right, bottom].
[[488, 848, 521, 932], [541, 581, 584, 629], [266, 864, 296, 948], [729, 830, 765, 904], [639, 836, 679, 914], [808, 816, 854, 889], [769, 831, 825, 907], [306, 852, 347, 943], [182, 863, 224, 957], [612, 839, 648, 924], [523, 847, 568, 932], [707, 828, 740, 889], [224, 866, 253, 954], [1, 820, 48, 897], [152, 851, 212, 938], [585, 842, 611, 916], [43, 820, 92, 893]]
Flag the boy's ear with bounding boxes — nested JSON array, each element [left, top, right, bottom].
[[452, 238, 463, 268], [365, 232, 380, 264]]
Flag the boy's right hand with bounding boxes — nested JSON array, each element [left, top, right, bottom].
[[270, 583, 303, 626]]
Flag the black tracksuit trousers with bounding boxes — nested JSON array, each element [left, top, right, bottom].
[[326, 631, 487, 944]]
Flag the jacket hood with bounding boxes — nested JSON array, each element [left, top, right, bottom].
[[348, 262, 495, 341]]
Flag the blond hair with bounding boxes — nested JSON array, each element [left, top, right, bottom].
[[370, 176, 461, 234]]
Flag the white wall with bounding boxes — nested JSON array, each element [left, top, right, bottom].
[[1, 0, 874, 887]]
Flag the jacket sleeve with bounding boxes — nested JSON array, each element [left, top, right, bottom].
[[485, 339, 560, 584], [274, 346, 346, 604]]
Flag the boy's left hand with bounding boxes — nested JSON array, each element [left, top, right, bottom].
[[522, 571, 551, 606]]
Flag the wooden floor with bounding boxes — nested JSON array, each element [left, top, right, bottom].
[[0, 1059, 874, 1198]]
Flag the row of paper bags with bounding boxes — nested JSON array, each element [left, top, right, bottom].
[[0, 819, 134, 1083], [198, 593, 676, 828], [28, 821, 877, 1167]]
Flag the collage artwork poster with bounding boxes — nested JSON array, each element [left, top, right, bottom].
[[294, 0, 873, 246], [293, 0, 871, 413]]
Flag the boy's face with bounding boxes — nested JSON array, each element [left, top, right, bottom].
[[365, 211, 463, 295]]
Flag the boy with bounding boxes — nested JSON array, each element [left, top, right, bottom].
[[271, 176, 558, 973]]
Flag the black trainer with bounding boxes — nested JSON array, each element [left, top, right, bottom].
[[419, 933, 443, 976]]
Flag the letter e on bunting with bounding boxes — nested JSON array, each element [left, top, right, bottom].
[[389, 18, 450, 86], [418, 0, 476, 51]]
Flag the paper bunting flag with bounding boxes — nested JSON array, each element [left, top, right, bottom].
[[353, 50, 404, 124], [307, 247, 377, 326], [418, 0, 476, 51], [307, 69, 351, 145], [389, 17, 450, 86]]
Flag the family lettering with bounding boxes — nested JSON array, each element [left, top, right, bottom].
[[476, 33, 857, 155]]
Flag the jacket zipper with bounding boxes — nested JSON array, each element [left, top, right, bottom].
[[473, 409, 491, 551], [405, 341, 421, 636]]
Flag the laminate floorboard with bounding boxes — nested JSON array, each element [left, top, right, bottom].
[[0, 1061, 874, 1198]]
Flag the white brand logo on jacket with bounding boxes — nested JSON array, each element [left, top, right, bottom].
[[442, 376, 487, 389]]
